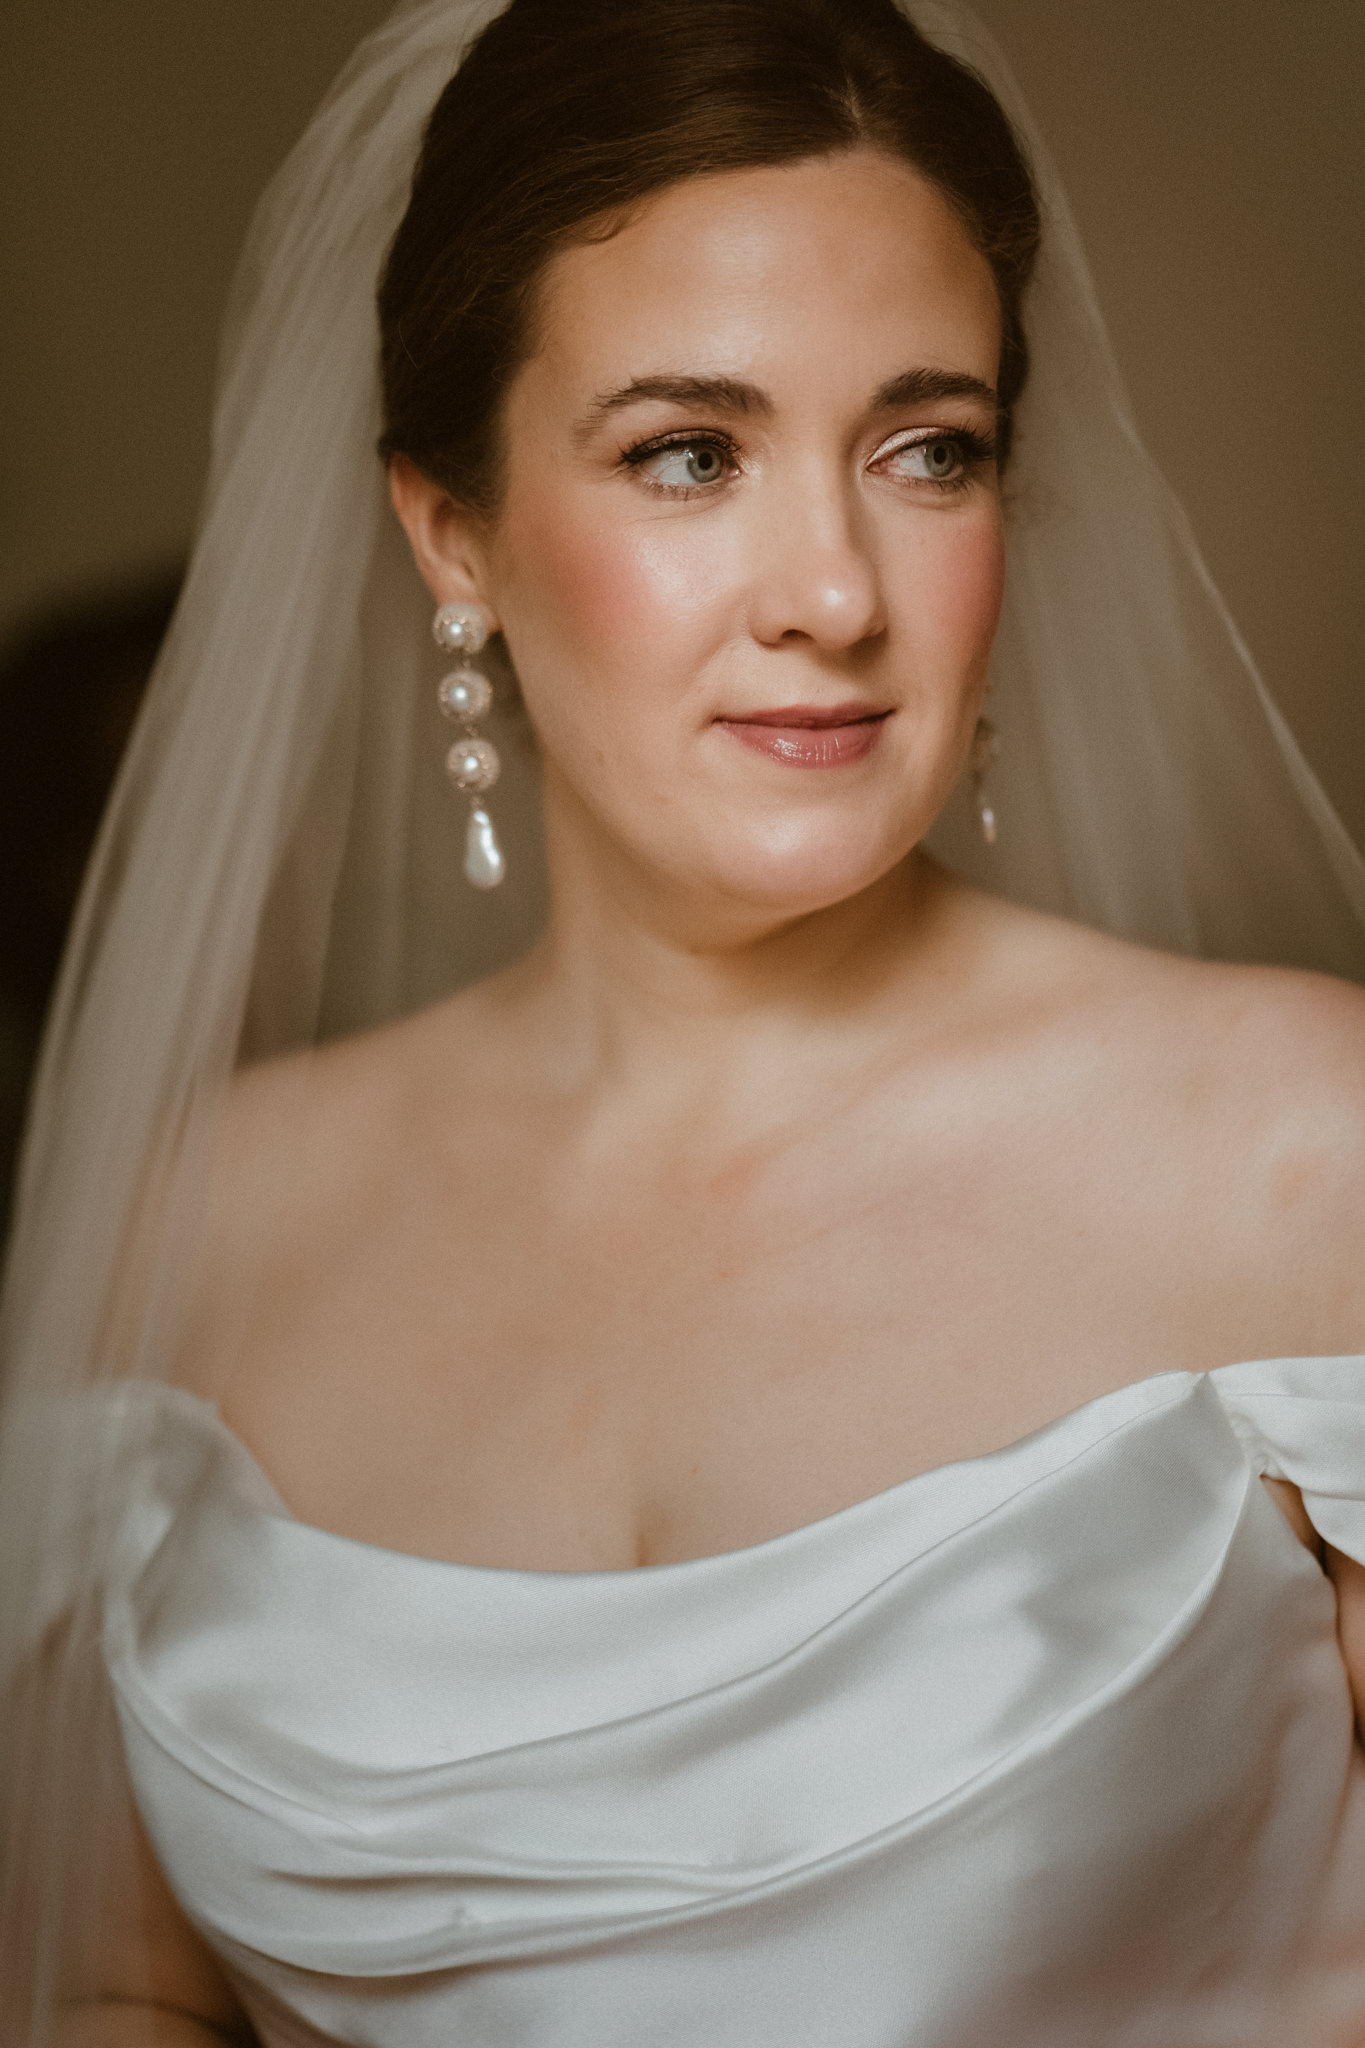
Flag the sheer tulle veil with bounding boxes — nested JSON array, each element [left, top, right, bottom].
[[1, 0, 1361, 2029]]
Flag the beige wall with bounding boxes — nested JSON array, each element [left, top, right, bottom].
[[2, 0, 1361, 834], [972, 0, 1364, 841]]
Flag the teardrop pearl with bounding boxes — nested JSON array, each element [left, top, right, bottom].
[[464, 806, 506, 889]]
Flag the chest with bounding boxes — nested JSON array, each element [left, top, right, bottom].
[[222, 1090, 1269, 1569]]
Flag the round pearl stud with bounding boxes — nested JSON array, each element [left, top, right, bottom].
[[446, 736, 501, 794], [432, 602, 490, 656], [438, 669, 494, 723]]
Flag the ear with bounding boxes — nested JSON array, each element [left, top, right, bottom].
[[388, 455, 500, 629]]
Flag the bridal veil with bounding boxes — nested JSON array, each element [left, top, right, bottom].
[[1, 0, 1361, 2032]]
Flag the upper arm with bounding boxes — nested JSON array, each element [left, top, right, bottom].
[[65, 1806, 256, 2045], [6, 1614, 256, 2045], [1262, 1484, 1365, 1744], [1206, 965, 1365, 1351], [1227, 972, 1365, 1733], [1328, 1545, 1365, 1742]]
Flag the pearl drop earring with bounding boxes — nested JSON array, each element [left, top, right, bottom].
[[433, 601, 505, 889], [970, 713, 1000, 846]]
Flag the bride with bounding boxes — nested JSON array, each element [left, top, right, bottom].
[[4, 0, 1365, 2042]]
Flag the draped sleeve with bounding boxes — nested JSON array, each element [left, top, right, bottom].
[[1214, 1355, 1365, 1562]]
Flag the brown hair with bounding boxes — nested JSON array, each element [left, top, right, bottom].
[[378, 0, 1040, 511]]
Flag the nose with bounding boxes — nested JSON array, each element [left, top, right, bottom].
[[745, 472, 886, 654]]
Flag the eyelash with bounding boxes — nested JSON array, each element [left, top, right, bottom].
[[619, 430, 742, 498], [876, 426, 998, 495], [618, 425, 997, 498]]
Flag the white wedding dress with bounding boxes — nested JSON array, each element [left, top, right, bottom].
[[101, 1356, 1365, 2047], [3, 5, 1364, 2029]]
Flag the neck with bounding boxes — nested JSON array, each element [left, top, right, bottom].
[[509, 767, 973, 1112]]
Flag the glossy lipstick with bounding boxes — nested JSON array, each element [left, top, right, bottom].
[[719, 702, 890, 768]]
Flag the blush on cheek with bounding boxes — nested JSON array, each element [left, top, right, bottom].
[[525, 517, 649, 658], [504, 502, 733, 705], [916, 518, 1006, 675]]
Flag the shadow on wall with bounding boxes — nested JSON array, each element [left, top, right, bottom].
[[0, 571, 181, 1237]]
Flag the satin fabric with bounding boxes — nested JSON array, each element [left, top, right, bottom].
[[102, 1359, 1365, 2047]]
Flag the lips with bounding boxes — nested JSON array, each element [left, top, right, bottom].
[[718, 702, 891, 769]]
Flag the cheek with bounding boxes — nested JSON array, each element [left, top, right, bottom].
[[902, 512, 1006, 686], [498, 497, 732, 711]]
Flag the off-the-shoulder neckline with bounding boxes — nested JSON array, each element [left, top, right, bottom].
[[129, 1359, 1328, 1583]]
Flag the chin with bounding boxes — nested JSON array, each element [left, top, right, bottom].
[[685, 815, 921, 919]]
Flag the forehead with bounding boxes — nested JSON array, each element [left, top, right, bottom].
[[524, 150, 1002, 407]]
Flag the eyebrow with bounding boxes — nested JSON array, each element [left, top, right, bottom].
[[574, 365, 999, 443], [870, 367, 999, 413], [574, 375, 772, 442]]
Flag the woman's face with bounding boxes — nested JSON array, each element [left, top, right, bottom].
[[473, 149, 1006, 920]]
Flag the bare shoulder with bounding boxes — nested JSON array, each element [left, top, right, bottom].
[[1095, 937, 1365, 1135], [1175, 953, 1365, 1217], [173, 969, 528, 1396], [1135, 951, 1365, 1351], [977, 885, 1365, 1101], [991, 896, 1365, 1343]]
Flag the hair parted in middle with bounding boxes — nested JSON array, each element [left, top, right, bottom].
[[377, 0, 1041, 512]]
